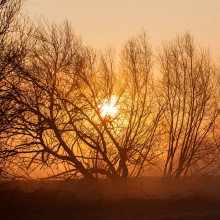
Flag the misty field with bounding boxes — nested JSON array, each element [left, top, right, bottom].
[[1, 177, 220, 220]]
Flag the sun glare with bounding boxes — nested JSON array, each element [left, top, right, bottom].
[[99, 97, 118, 118]]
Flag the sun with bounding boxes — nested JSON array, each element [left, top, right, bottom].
[[99, 97, 118, 118]]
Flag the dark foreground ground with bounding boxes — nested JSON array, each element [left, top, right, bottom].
[[1, 177, 220, 220]]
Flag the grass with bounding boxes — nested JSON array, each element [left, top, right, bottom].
[[0, 177, 220, 219]]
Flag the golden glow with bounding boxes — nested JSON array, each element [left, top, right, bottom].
[[99, 97, 118, 118]]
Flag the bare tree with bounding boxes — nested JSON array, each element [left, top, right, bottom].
[[0, 0, 24, 180], [158, 33, 219, 180], [4, 24, 162, 181]]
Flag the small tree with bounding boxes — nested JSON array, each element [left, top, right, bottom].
[[0, 0, 25, 180], [158, 33, 219, 180]]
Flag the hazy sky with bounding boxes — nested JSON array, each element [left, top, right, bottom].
[[23, 0, 220, 59]]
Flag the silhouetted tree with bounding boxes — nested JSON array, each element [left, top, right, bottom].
[[4, 24, 162, 181], [2, 13, 220, 182], [0, 0, 25, 180], [158, 33, 219, 180]]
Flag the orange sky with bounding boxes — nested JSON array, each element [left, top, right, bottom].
[[23, 0, 220, 61]]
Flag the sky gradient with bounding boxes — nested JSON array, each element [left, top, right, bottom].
[[23, 0, 220, 60]]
